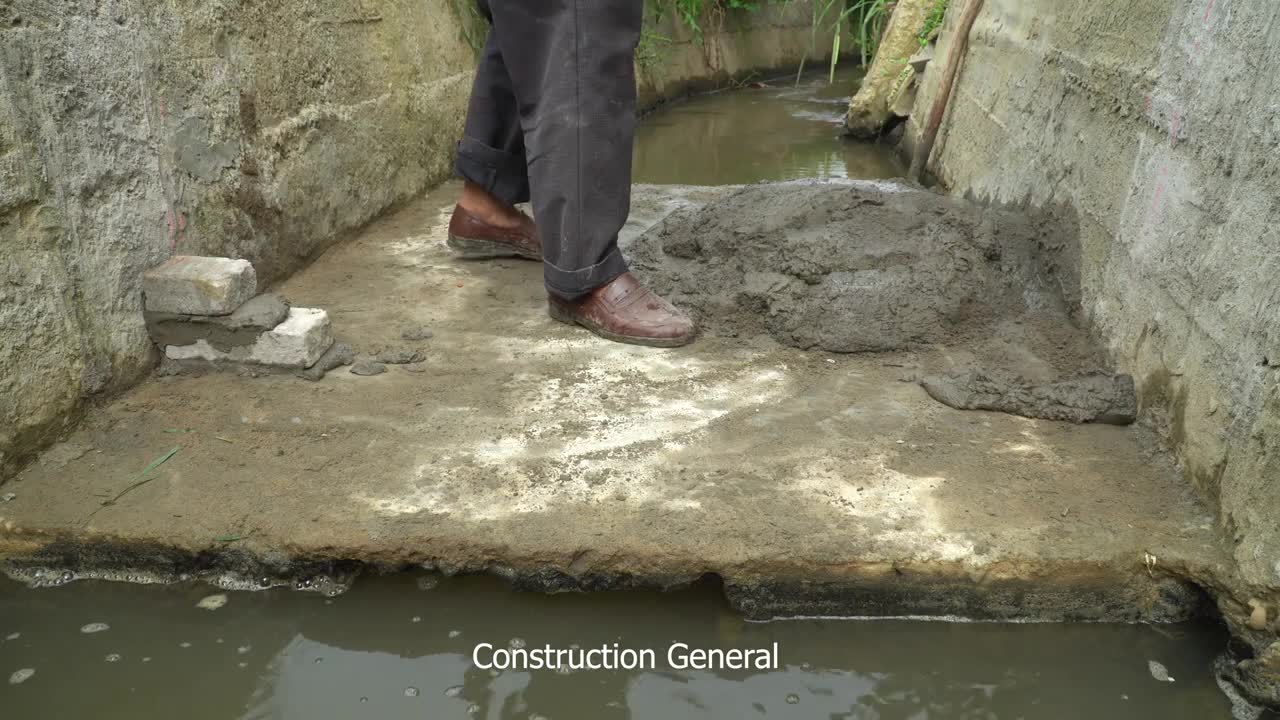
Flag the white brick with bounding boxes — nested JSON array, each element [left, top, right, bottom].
[[251, 308, 333, 367], [165, 308, 333, 369], [143, 256, 257, 316]]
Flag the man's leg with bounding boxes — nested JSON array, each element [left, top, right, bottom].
[[449, 8, 541, 260], [485, 0, 639, 299], [480, 0, 695, 346]]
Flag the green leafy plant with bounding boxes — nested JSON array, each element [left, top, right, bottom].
[[796, 0, 899, 85], [850, 0, 895, 66], [918, 0, 948, 48], [446, 0, 489, 56], [637, 29, 675, 73], [650, 0, 779, 43], [796, 0, 844, 84]]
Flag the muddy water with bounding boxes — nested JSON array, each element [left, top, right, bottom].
[[0, 574, 1235, 719], [633, 68, 903, 185]]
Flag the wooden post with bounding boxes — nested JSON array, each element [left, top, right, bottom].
[[908, 0, 985, 183]]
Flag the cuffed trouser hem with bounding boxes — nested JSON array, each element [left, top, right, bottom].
[[543, 247, 629, 301], [454, 137, 531, 206]]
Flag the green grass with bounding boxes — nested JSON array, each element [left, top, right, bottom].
[[798, 0, 892, 84], [451, 0, 914, 83], [918, 0, 949, 48], [654, 0, 779, 42], [848, 0, 894, 66], [446, 0, 489, 56], [637, 29, 675, 74]]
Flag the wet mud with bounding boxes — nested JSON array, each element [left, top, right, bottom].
[[625, 180, 1135, 423]]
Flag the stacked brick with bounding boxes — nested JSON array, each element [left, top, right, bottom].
[[142, 256, 346, 377]]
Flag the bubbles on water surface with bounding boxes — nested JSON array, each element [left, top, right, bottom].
[[11, 567, 70, 589], [5, 632, 20, 641], [9, 668, 35, 685], [786, 694, 800, 705], [467, 703, 481, 715], [448, 630, 461, 639], [509, 637, 526, 650], [80, 623, 110, 634], [404, 687, 420, 697], [105, 654, 121, 663], [411, 616, 422, 623], [445, 685, 464, 698], [180, 642, 192, 648], [417, 576, 439, 591], [238, 645, 252, 655]]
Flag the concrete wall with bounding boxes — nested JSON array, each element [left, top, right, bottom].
[[0, 0, 832, 479], [904, 0, 1278, 697], [0, 0, 478, 478], [637, 2, 839, 111]]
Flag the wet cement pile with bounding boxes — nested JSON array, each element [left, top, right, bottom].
[[624, 181, 1135, 424]]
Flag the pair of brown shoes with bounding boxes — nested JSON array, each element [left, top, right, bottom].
[[448, 205, 696, 348]]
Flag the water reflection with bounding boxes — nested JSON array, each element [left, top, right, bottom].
[[0, 574, 1234, 719], [633, 68, 904, 186]]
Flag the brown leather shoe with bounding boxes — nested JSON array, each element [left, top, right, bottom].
[[447, 205, 541, 260], [548, 273, 696, 348]]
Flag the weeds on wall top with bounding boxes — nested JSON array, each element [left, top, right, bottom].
[[652, 0, 921, 85], [650, 0, 786, 42], [919, 0, 948, 47], [448, 0, 949, 80], [447, 0, 488, 57]]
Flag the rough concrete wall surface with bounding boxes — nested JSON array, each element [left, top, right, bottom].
[[0, 0, 478, 478], [903, 0, 1279, 698], [637, 2, 840, 110]]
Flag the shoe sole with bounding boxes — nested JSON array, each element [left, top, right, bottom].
[[446, 233, 541, 261], [548, 302, 695, 348]]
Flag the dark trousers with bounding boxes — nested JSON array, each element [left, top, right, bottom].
[[454, 0, 641, 299]]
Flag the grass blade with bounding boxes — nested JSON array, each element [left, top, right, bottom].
[[142, 447, 181, 476]]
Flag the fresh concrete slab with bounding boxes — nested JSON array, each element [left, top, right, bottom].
[[0, 182, 1231, 623]]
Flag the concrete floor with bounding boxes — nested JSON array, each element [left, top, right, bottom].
[[0, 182, 1229, 620]]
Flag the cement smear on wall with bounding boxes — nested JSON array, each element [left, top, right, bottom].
[[903, 0, 1280, 704]]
